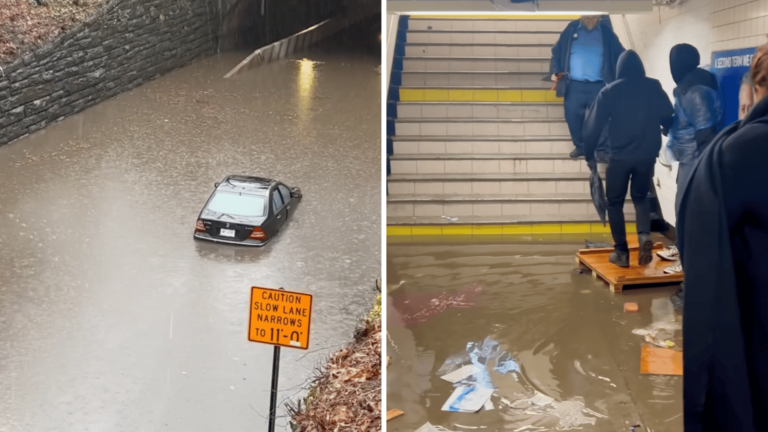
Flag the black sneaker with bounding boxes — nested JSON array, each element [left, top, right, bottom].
[[638, 233, 653, 266], [570, 148, 584, 159], [609, 250, 629, 268]]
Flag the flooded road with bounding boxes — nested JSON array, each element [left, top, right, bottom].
[[0, 22, 380, 432], [387, 238, 682, 432]]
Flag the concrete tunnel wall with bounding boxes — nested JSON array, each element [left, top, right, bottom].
[[0, 0, 380, 147], [217, 0, 381, 51]]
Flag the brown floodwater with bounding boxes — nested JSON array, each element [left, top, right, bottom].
[[0, 25, 380, 431], [387, 237, 683, 432]]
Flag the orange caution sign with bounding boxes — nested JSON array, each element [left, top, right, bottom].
[[248, 287, 313, 350]]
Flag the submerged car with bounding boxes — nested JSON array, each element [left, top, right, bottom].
[[193, 175, 302, 246]]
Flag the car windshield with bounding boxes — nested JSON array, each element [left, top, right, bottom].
[[206, 192, 266, 218]]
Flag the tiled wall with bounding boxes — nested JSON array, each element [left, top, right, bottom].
[[611, 0, 766, 227], [711, 0, 768, 51]]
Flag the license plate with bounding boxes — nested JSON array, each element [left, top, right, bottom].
[[220, 228, 235, 238]]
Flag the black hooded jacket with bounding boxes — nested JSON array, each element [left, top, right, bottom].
[[678, 95, 768, 431], [666, 44, 721, 148], [583, 50, 674, 162]]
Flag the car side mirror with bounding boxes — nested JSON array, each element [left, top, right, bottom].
[[290, 187, 302, 198], [214, 182, 220, 188]]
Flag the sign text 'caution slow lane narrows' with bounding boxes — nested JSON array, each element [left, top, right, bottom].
[[248, 287, 313, 350]]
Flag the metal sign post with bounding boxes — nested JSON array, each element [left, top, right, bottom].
[[268, 345, 281, 432], [248, 286, 313, 432]]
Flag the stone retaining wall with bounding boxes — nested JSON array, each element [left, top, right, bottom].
[[0, 0, 217, 146]]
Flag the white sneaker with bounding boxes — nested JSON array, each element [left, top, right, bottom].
[[657, 245, 679, 261], [664, 260, 683, 274]]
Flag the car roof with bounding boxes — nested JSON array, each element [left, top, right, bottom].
[[217, 175, 278, 195]]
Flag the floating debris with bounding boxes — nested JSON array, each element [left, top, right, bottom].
[[441, 385, 494, 413]]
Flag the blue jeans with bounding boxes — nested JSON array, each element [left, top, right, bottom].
[[564, 80, 605, 152]]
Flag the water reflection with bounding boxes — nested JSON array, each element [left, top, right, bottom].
[[0, 38, 379, 432]]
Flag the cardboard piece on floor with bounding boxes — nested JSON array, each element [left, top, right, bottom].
[[386, 409, 404, 421], [640, 344, 683, 375], [440, 364, 474, 383], [624, 302, 639, 313], [441, 386, 494, 412]]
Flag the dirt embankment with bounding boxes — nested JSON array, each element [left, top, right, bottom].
[[0, 0, 107, 65], [288, 294, 382, 431]]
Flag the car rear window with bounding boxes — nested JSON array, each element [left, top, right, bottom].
[[207, 192, 266, 217]]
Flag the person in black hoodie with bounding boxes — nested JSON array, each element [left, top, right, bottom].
[[657, 44, 724, 311], [677, 42, 768, 432], [583, 50, 674, 267]]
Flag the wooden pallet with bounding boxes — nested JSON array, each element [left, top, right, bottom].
[[576, 242, 683, 292]]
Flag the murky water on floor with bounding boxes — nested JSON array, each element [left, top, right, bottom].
[[0, 25, 380, 431], [387, 238, 683, 432]]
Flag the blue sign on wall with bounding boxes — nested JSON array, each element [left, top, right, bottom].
[[710, 47, 757, 127]]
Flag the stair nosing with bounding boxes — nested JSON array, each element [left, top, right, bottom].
[[397, 101, 562, 106], [392, 135, 572, 142], [390, 153, 574, 160], [406, 30, 562, 34], [402, 70, 550, 75], [388, 173, 588, 181], [406, 43, 554, 47], [401, 56, 550, 61], [396, 118, 563, 123], [399, 85, 554, 90], [408, 18, 574, 22], [387, 215, 633, 226], [388, 193, 597, 202]]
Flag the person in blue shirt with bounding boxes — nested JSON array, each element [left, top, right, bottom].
[[550, 15, 626, 159]]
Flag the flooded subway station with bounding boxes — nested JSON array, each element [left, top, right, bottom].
[[386, 238, 683, 432], [0, 17, 380, 432]]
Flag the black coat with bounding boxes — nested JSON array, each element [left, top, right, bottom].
[[549, 19, 625, 84], [678, 95, 768, 431], [582, 50, 674, 162]]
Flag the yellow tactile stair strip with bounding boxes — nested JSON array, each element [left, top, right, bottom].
[[388, 224, 637, 236], [399, 88, 562, 103]]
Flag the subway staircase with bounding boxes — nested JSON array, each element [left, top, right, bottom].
[[386, 15, 635, 236]]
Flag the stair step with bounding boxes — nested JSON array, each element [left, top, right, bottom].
[[401, 71, 550, 87], [392, 135, 571, 141], [388, 200, 633, 218], [403, 57, 550, 73], [406, 31, 559, 45], [389, 193, 597, 202], [408, 19, 571, 33], [405, 44, 552, 58], [390, 155, 590, 175], [389, 172, 589, 181], [397, 117, 562, 123], [398, 87, 561, 103], [395, 119, 568, 137], [395, 102, 564, 120], [391, 153, 572, 160], [392, 140, 574, 155], [387, 214, 634, 226], [388, 173, 593, 196]]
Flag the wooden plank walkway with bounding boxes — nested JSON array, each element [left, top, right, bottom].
[[576, 242, 683, 292]]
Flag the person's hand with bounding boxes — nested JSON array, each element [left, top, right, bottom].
[[551, 74, 558, 82]]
